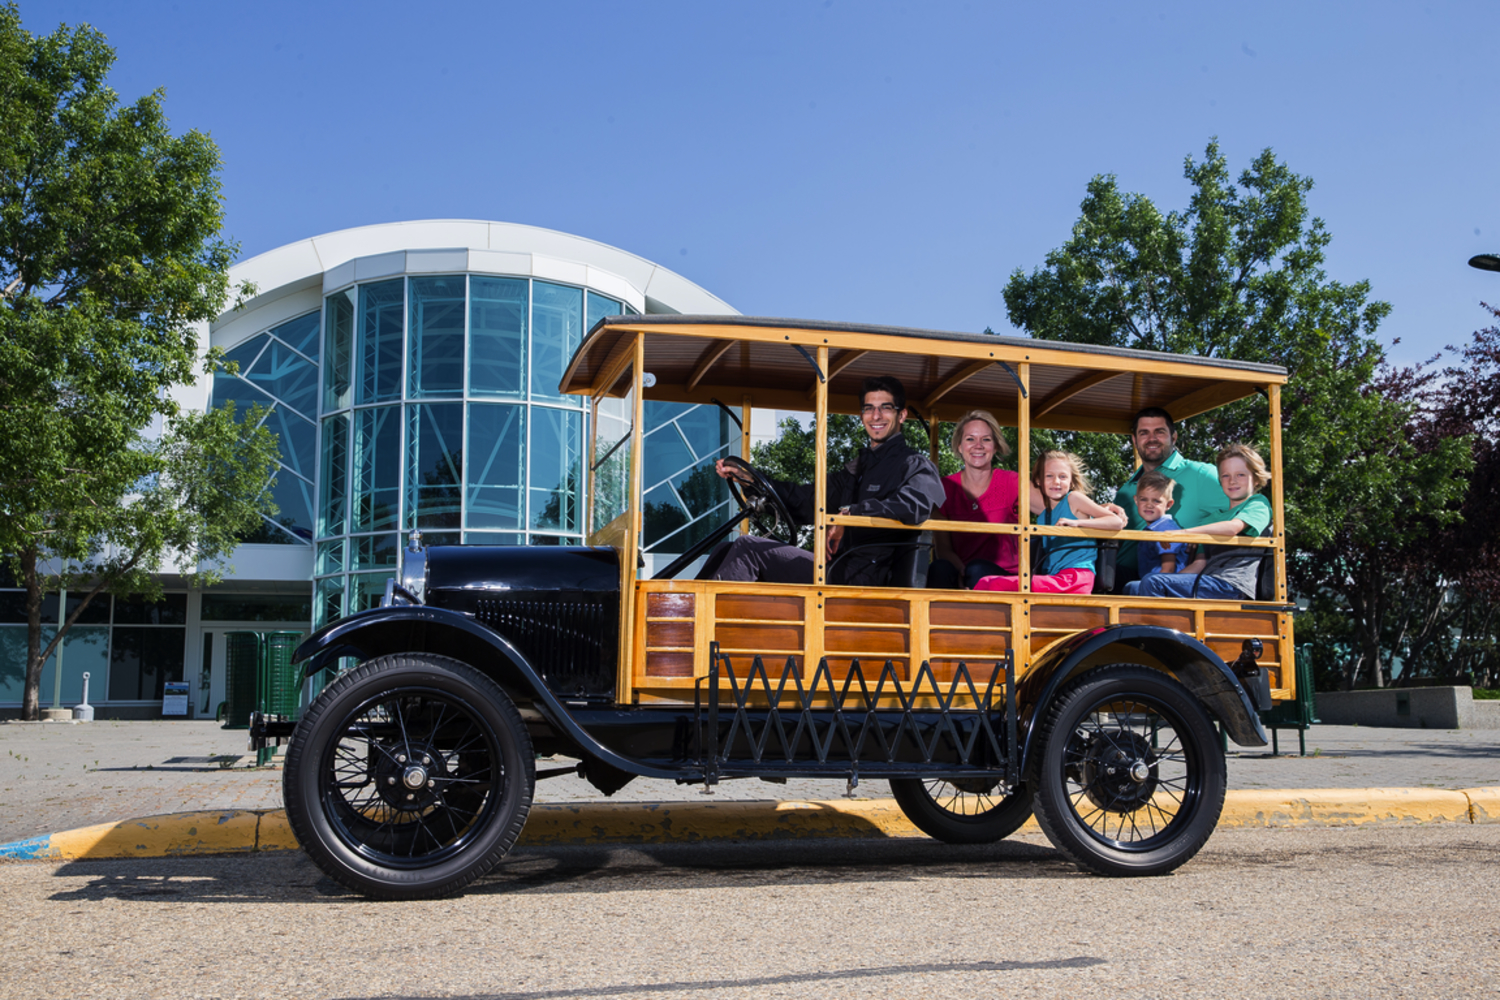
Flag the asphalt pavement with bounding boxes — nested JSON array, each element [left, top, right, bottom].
[[0, 718, 1496, 846]]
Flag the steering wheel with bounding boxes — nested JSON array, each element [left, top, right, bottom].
[[650, 457, 798, 580], [718, 456, 796, 545]]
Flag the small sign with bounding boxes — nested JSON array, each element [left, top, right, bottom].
[[162, 681, 190, 716]]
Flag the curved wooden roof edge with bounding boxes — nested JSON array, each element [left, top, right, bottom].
[[561, 314, 1288, 398]]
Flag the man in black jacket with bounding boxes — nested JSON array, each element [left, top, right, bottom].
[[697, 376, 945, 586]]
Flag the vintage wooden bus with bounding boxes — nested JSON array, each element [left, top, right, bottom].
[[259, 316, 1292, 899]]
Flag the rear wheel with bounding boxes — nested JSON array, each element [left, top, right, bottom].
[[889, 777, 1033, 844], [1030, 665, 1224, 877], [283, 653, 534, 899]]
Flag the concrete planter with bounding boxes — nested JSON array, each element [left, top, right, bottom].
[[1316, 686, 1500, 729]]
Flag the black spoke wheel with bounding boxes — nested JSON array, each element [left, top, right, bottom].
[[1030, 665, 1224, 877], [284, 654, 534, 899], [889, 777, 1034, 844]]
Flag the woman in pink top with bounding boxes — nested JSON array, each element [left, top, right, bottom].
[[928, 410, 1020, 589]]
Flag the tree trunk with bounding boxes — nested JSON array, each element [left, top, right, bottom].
[[20, 546, 42, 722]]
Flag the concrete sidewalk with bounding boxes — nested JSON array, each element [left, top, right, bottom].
[[1, 719, 1497, 857]]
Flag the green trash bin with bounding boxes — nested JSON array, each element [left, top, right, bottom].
[[222, 631, 261, 730], [1260, 642, 1319, 756], [222, 631, 306, 764]]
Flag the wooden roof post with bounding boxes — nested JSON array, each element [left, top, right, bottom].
[[1017, 362, 1032, 595]]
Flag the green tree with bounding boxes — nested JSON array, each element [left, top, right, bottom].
[[0, 6, 274, 718], [1003, 139, 1468, 688]]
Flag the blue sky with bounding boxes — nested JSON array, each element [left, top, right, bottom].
[[23, 0, 1500, 366]]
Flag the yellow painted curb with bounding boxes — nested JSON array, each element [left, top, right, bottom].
[[47, 810, 262, 860], [1219, 788, 1473, 827], [256, 809, 299, 851], [1461, 787, 1500, 823]]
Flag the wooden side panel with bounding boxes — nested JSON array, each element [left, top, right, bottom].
[[931, 602, 1011, 628], [1031, 604, 1109, 632], [716, 593, 804, 621], [826, 597, 910, 625], [929, 660, 1009, 685], [1119, 606, 1194, 632], [646, 592, 695, 618], [715, 623, 804, 650], [825, 627, 909, 655], [930, 630, 1011, 657], [824, 657, 909, 682], [1204, 610, 1278, 636], [646, 621, 694, 648], [645, 651, 694, 677]]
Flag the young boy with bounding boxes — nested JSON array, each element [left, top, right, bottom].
[[1134, 443, 1273, 601], [1122, 470, 1189, 595]]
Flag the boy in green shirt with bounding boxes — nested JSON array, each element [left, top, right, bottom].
[[1134, 443, 1272, 601]]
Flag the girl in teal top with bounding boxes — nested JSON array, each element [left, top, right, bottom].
[[975, 451, 1125, 594]]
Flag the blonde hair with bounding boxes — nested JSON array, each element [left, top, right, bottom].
[[948, 410, 1012, 460], [1216, 442, 1271, 491], [1033, 450, 1093, 496]]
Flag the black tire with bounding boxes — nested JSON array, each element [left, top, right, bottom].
[[889, 777, 1034, 844], [1030, 665, 1225, 877], [283, 653, 534, 899]]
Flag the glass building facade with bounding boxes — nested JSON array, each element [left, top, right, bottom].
[[211, 269, 737, 632]]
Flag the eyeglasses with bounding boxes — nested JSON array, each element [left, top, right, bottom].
[[860, 403, 900, 416]]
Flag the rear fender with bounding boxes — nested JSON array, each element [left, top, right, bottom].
[[1016, 625, 1267, 773], [292, 606, 680, 780]]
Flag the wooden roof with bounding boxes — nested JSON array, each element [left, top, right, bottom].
[[560, 316, 1287, 434]]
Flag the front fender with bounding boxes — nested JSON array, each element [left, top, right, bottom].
[[292, 605, 682, 781], [1016, 624, 1267, 773]]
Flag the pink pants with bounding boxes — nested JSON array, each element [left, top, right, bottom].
[[973, 568, 1095, 594]]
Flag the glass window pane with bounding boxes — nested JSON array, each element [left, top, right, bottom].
[[591, 389, 634, 535], [223, 335, 267, 375], [407, 530, 459, 548], [246, 339, 318, 416], [462, 531, 523, 545], [529, 407, 582, 533], [269, 472, 315, 542], [318, 413, 349, 538], [642, 482, 689, 549], [352, 533, 399, 571], [465, 403, 524, 530], [469, 277, 527, 398], [201, 593, 313, 622], [586, 291, 622, 332], [643, 422, 695, 492], [531, 281, 582, 403], [264, 405, 316, 482], [211, 373, 275, 424], [316, 539, 345, 576], [673, 404, 732, 463], [358, 279, 405, 405], [324, 290, 355, 412], [34, 625, 109, 705], [408, 276, 466, 398], [114, 593, 187, 625], [406, 402, 464, 530], [348, 573, 388, 614], [274, 311, 321, 361], [108, 627, 186, 701], [314, 576, 344, 631], [352, 405, 401, 532]]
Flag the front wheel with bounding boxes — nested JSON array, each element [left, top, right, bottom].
[[1030, 665, 1225, 877], [889, 778, 1034, 844], [283, 653, 535, 899]]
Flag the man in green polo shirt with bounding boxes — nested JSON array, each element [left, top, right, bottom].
[[1111, 407, 1229, 589]]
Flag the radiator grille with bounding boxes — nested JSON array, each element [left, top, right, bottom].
[[474, 594, 617, 699]]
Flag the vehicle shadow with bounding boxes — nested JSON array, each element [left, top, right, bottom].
[[44, 836, 1072, 903]]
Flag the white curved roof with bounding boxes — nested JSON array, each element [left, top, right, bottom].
[[223, 219, 738, 323]]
